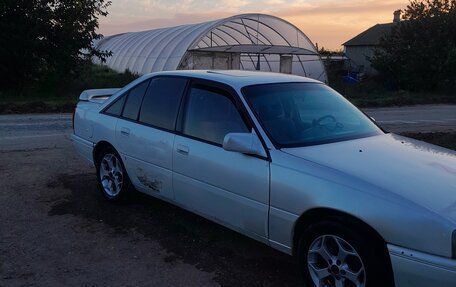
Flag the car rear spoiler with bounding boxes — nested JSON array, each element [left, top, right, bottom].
[[79, 88, 121, 103]]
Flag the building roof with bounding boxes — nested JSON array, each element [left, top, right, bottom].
[[343, 23, 395, 47]]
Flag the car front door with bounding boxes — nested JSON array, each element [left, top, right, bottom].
[[173, 81, 270, 240], [116, 76, 188, 201]]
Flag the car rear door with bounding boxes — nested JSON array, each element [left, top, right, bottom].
[[172, 80, 270, 240], [116, 76, 188, 201]]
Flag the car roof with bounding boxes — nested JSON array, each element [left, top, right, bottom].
[[143, 70, 322, 89]]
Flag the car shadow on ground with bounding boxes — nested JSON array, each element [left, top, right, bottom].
[[48, 173, 305, 287]]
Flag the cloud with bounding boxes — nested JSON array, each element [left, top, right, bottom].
[[99, 0, 409, 49]]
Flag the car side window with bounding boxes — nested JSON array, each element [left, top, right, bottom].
[[183, 87, 249, 145], [104, 94, 126, 116], [139, 77, 188, 130], [122, 80, 150, 120]]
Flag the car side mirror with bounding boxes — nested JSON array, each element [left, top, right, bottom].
[[223, 131, 267, 158]]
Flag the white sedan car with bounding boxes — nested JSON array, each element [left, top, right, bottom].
[[71, 70, 456, 287]]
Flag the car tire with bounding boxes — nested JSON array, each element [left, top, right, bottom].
[[95, 146, 133, 201], [297, 219, 394, 287]]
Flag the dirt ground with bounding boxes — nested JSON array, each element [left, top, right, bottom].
[[1, 112, 455, 287], [0, 136, 303, 286]]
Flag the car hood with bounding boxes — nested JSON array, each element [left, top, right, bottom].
[[282, 133, 456, 222]]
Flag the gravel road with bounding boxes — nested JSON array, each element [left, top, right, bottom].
[[364, 104, 456, 133]]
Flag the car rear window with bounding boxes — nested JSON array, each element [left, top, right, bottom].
[[139, 77, 187, 130], [104, 94, 126, 116], [122, 80, 150, 120]]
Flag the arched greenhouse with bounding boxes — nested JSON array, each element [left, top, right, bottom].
[[94, 14, 327, 82]]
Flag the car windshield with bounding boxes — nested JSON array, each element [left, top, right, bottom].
[[242, 82, 383, 147]]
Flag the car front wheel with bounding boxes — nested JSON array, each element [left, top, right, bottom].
[[297, 220, 393, 287]]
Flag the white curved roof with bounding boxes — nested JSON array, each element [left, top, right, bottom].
[[94, 14, 326, 82]]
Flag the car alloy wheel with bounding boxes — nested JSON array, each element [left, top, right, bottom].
[[307, 235, 366, 287], [99, 153, 124, 197]]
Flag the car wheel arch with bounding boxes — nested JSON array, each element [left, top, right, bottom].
[[294, 208, 396, 287], [292, 207, 389, 257], [93, 140, 116, 165]]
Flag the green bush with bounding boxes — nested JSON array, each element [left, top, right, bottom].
[[371, 0, 456, 92], [0, 63, 139, 113]]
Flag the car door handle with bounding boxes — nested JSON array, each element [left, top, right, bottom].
[[120, 127, 130, 136], [176, 144, 189, 155]]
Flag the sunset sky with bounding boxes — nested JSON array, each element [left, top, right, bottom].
[[99, 0, 410, 50]]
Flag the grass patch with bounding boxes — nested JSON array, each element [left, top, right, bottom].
[[328, 73, 456, 107], [400, 132, 456, 151], [2, 65, 455, 113], [0, 64, 138, 114], [344, 89, 455, 108]]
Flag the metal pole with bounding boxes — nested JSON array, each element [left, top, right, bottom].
[[256, 54, 261, 70]]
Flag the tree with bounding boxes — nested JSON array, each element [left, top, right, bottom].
[[0, 0, 111, 88], [371, 0, 456, 91], [318, 47, 344, 56]]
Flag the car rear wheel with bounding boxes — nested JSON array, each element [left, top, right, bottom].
[[297, 220, 393, 287], [95, 146, 132, 201]]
